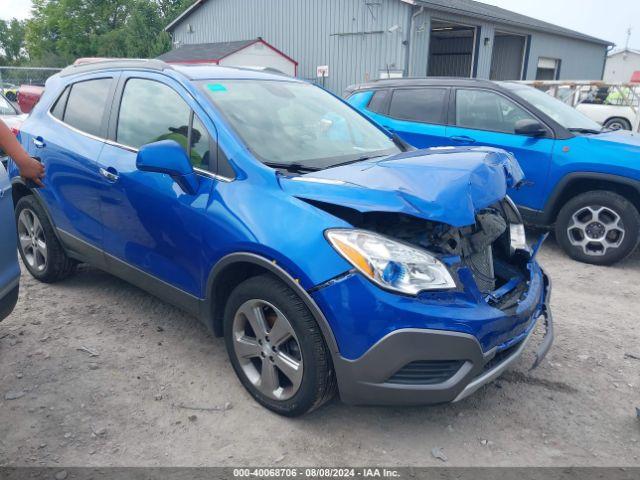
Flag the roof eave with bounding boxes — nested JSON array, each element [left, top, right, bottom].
[[165, 0, 205, 32], [413, 0, 613, 46]]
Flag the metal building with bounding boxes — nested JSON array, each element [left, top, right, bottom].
[[604, 49, 640, 83], [165, 0, 613, 94]]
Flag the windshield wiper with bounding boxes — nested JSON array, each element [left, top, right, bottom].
[[391, 133, 413, 151], [568, 127, 604, 135], [264, 162, 320, 173]]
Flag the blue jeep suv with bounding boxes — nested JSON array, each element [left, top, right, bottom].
[[346, 78, 640, 266], [9, 60, 552, 415]]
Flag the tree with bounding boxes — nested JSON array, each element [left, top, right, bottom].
[[0, 19, 27, 65], [23, 0, 190, 66], [158, 0, 193, 21]]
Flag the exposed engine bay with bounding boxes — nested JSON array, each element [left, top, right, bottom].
[[306, 198, 532, 309]]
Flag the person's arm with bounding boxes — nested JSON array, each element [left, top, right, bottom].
[[0, 119, 45, 187]]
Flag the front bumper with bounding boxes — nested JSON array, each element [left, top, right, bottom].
[[329, 271, 553, 406]]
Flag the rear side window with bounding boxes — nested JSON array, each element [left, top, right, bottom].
[[388, 88, 448, 124], [117, 78, 212, 168], [63, 79, 112, 137], [367, 89, 390, 114], [50, 86, 70, 120]]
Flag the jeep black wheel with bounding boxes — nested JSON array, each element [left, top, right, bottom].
[[15, 196, 76, 282], [555, 190, 640, 265], [224, 274, 336, 416]]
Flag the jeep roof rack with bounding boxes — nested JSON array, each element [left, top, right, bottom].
[[59, 59, 173, 77]]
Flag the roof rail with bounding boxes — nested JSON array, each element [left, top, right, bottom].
[[59, 59, 173, 77]]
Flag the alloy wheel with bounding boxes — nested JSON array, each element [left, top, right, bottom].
[[566, 205, 625, 256], [231, 299, 304, 401], [17, 208, 48, 272]]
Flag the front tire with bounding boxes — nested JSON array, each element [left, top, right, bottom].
[[555, 190, 640, 265], [224, 274, 336, 416], [15, 195, 76, 282]]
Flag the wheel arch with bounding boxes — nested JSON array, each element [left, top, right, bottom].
[[11, 178, 32, 207], [544, 173, 640, 224], [205, 253, 340, 356], [11, 178, 67, 247]]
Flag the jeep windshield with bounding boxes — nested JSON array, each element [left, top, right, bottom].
[[200, 80, 400, 171], [500, 83, 604, 133]]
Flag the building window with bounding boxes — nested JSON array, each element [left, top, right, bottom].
[[536, 57, 561, 80]]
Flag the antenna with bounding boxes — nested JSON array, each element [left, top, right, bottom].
[[625, 27, 632, 50]]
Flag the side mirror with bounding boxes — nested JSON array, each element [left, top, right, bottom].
[[514, 119, 547, 137], [136, 140, 199, 194]]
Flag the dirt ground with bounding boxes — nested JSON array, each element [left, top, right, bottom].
[[1, 236, 639, 468]]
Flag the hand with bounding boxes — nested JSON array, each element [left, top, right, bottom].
[[19, 156, 45, 187]]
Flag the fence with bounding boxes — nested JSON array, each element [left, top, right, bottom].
[[0, 66, 62, 88]]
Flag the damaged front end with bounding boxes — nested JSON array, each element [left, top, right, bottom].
[[280, 147, 554, 405], [310, 201, 554, 405]]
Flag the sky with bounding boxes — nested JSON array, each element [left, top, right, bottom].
[[1, 0, 639, 50]]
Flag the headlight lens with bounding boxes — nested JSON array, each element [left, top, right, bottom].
[[326, 229, 456, 295], [509, 223, 528, 252]]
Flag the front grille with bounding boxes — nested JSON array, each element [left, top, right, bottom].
[[387, 360, 464, 385]]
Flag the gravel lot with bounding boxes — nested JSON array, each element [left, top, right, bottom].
[[1, 235, 639, 467]]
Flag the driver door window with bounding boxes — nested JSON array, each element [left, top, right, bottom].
[[455, 89, 536, 134], [117, 79, 211, 169]]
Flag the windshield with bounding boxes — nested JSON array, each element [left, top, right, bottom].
[[0, 95, 16, 116], [200, 80, 400, 170], [500, 83, 603, 132]]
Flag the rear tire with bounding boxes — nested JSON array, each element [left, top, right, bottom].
[[224, 274, 336, 416], [604, 117, 632, 131], [15, 195, 76, 282], [555, 190, 640, 265]]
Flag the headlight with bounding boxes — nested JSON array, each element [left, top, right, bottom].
[[326, 229, 456, 295], [509, 223, 528, 252]]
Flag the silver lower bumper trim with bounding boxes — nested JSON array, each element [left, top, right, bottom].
[[453, 316, 540, 403]]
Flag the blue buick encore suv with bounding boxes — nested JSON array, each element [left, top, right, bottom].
[[8, 60, 553, 416]]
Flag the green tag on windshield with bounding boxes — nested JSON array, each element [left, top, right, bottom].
[[206, 83, 228, 93]]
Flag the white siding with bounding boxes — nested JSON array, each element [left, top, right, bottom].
[[219, 42, 297, 76], [604, 51, 640, 83]]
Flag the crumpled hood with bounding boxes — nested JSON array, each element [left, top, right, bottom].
[[280, 147, 524, 227]]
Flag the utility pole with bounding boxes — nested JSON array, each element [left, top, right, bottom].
[[624, 27, 632, 50]]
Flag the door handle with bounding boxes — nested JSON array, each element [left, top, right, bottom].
[[450, 135, 476, 143], [32, 137, 46, 148], [99, 167, 119, 182]]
